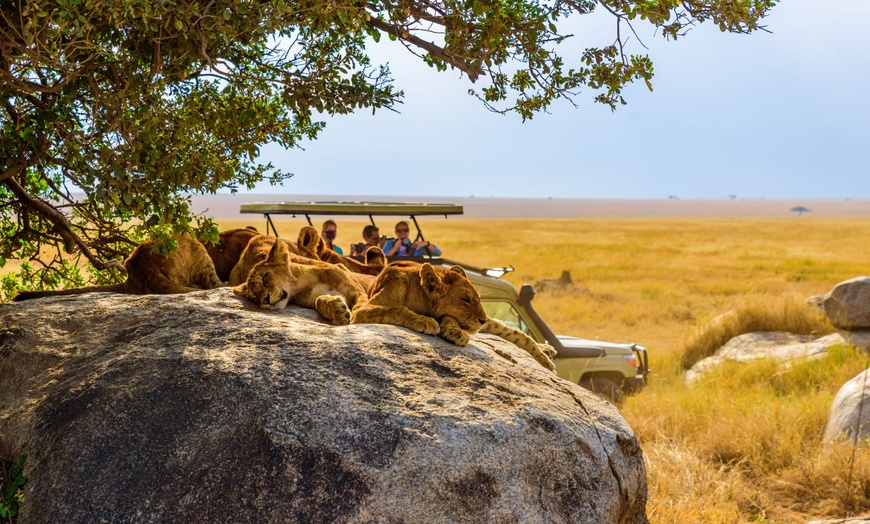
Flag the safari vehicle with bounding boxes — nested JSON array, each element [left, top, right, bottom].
[[240, 201, 650, 404]]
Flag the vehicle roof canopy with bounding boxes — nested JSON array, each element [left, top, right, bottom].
[[240, 200, 464, 237], [240, 201, 463, 217]]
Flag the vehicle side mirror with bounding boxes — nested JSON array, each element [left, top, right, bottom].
[[518, 284, 536, 304]]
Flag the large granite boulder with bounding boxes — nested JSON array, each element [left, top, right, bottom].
[[823, 368, 870, 443], [0, 289, 648, 524], [684, 331, 870, 386], [818, 276, 870, 329]]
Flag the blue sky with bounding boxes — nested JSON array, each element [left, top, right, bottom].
[[253, 0, 870, 199]]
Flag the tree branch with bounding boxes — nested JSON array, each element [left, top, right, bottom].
[[367, 17, 483, 82], [2, 177, 126, 273]]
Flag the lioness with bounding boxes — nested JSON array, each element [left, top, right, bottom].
[[349, 261, 556, 371], [227, 227, 322, 287], [228, 227, 386, 290], [232, 234, 368, 325], [204, 227, 261, 282], [12, 235, 222, 301]]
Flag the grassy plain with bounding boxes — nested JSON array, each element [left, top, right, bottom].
[[6, 214, 870, 522]]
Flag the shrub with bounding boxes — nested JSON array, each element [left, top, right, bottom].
[[0, 453, 27, 524]]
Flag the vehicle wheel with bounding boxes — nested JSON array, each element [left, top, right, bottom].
[[579, 377, 626, 407]]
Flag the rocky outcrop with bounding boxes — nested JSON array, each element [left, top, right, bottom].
[[815, 276, 870, 329], [824, 369, 870, 443], [0, 289, 648, 524], [685, 331, 870, 386]]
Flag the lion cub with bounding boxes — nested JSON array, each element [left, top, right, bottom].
[[233, 236, 367, 325], [13, 235, 223, 301], [349, 261, 556, 371]]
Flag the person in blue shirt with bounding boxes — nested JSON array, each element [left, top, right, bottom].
[[383, 220, 442, 257], [320, 219, 343, 255]]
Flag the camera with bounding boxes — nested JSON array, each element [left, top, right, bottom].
[[401, 237, 412, 247], [353, 242, 365, 254]]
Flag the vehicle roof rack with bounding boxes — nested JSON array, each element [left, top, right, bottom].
[[240, 201, 464, 237]]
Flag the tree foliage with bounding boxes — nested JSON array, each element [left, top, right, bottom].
[[0, 0, 777, 298]]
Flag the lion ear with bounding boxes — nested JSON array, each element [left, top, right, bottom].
[[297, 226, 320, 254], [232, 282, 248, 297], [448, 265, 467, 278], [366, 247, 386, 268], [267, 238, 291, 265], [420, 263, 442, 294]]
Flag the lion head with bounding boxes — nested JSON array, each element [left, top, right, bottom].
[[418, 263, 488, 333], [233, 236, 293, 309]]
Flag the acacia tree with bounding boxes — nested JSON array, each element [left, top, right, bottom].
[[0, 0, 777, 297]]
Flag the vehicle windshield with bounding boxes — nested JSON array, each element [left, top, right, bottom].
[[482, 300, 531, 335]]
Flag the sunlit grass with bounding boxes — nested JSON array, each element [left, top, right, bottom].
[[630, 344, 870, 521]]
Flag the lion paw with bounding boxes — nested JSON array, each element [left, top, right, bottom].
[[315, 295, 351, 325], [441, 327, 469, 346], [539, 355, 556, 371], [440, 317, 469, 346], [411, 317, 440, 336], [539, 343, 557, 359]]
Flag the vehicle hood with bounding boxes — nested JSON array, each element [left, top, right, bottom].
[[556, 335, 639, 354]]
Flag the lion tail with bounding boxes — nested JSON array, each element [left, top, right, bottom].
[[12, 283, 128, 302]]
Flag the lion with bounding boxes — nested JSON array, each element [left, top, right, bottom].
[[228, 227, 386, 289], [349, 261, 556, 371], [203, 227, 261, 282], [12, 235, 223, 301], [232, 235, 368, 325], [227, 227, 322, 287]]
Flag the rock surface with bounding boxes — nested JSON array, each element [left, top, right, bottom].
[[685, 331, 870, 386], [0, 289, 648, 524], [824, 369, 870, 443], [821, 277, 870, 329]]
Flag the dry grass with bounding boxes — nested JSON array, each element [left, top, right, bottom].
[[6, 215, 870, 522], [680, 294, 838, 370]]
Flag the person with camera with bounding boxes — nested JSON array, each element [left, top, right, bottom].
[[320, 219, 343, 255], [382, 221, 442, 257], [350, 225, 383, 257]]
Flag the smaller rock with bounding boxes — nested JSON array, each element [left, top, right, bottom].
[[685, 331, 870, 386], [823, 277, 870, 329], [807, 294, 826, 314], [824, 369, 870, 443]]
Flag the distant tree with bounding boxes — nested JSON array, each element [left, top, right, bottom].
[[791, 206, 811, 216], [728, 195, 737, 200], [0, 0, 779, 297]]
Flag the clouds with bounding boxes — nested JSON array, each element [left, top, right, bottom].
[[254, 0, 870, 198]]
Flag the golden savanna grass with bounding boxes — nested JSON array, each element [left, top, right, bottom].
[[6, 215, 870, 522]]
